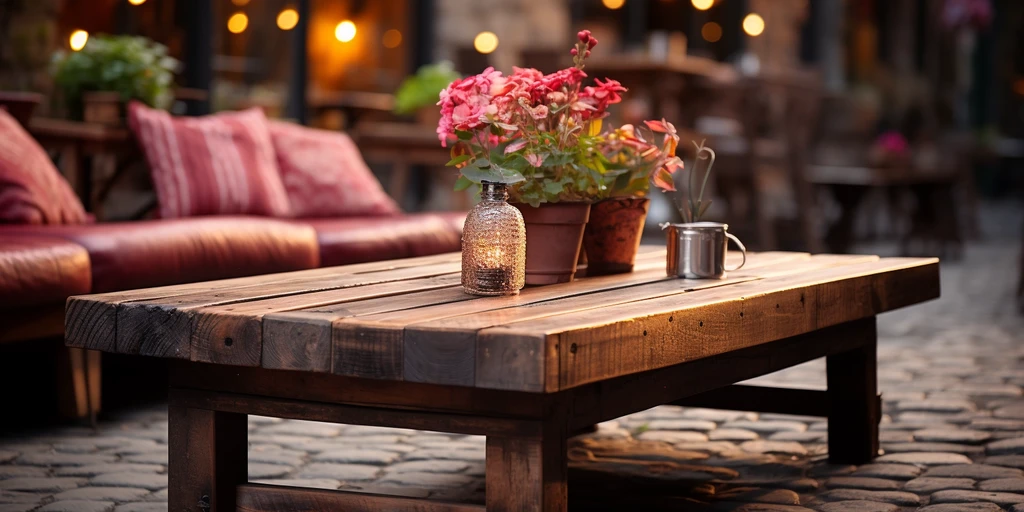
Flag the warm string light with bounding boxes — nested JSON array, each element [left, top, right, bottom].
[[743, 13, 765, 36], [602, 0, 626, 9], [691, 0, 714, 10], [277, 9, 299, 31], [335, 20, 356, 42], [69, 30, 89, 51], [473, 31, 498, 54], [128, 0, 146, 5], [227, 12, 248, 34]]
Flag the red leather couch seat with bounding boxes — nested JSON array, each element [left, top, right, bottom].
[[5, 217, 320, 293], [305, 212, 465, 267], [0, 234, 91, 309]]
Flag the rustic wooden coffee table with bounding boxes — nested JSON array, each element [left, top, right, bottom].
[[66, 248, 939, 512]]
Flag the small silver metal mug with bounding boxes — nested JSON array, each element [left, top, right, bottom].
[[663, 222, 747, 279]]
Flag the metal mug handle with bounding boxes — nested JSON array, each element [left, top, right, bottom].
[[725, 232, 746, 271]]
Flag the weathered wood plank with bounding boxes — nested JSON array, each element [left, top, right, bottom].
[[196, 274, 460, 370], [167, 405, 246, 512], [486, 432, 568, 512], [470, 254, 874, 391], [265, 254, 675, 376], [334, 251, 807, 383], [65, 252, 461, 352], [169, 361, 549, 419], [170, 387, 542, 437], [827, 327, 881, 464], [478, 257, 938, 391], [563, 318, 879, 430], [236, 483, 484, 512], [116, 261, 461, 361]]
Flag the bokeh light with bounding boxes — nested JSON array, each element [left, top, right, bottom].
[[743, 13, 765, 36], [227, 12, 248, 34], [474, 31, 499, 54], [335, 20, 357, 42], [277, 8, 299, 31], [128, 0, 147, 5], [692, 0, 714, 10], [69, 30, 89, 51], [602, 0, 626, 9]]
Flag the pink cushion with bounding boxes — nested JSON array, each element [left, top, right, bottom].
[[268, 120, 400, 218], [0, 109, 88, 224], [128, 102, 292, 218]]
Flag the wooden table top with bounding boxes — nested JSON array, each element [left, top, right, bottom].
[[66, 248, 939, 393]]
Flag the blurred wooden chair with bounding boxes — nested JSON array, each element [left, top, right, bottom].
[[686, 69, 825, 253]]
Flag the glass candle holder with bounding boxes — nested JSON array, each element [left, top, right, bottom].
[[461, 181, 526, 296]]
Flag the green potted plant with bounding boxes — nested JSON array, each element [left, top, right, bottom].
[[393, 61, 460, 126], [438, 30, 622, 284], [582, 119, 684, 275], [51, 34, 178, 124]]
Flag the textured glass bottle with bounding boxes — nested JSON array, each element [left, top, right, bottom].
[[461, 182, 526, 295]]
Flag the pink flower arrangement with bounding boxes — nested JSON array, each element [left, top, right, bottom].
[[438, 29, 631, 205]]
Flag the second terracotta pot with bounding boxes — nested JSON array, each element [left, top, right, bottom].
[[513, 202, 591, 285], [583, 197, 650, 276]]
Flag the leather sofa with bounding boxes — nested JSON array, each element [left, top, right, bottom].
[[0, 211, 464, 417]]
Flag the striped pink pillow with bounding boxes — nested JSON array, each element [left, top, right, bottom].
[[0, 108, 88, 224], [128, 103, 292, 218], [267, 120, 400, 218]]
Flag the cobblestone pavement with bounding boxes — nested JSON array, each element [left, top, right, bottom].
[[1, 241, 1022, 511]]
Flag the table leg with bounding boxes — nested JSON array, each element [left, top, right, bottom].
[[168, 404, 247, 512], [826, 320, 879, 464], [485, 427, 567, 512]]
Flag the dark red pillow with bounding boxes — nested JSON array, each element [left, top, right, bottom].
[[0, 108, 88, 224], [128, 102, 292, 218], [267, 120, 400, 218]]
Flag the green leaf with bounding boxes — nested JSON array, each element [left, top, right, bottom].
[[446, 154, 471, 167], [542, 153, 574, 167], [455, 130, 473, 141], [454, 176, 474, 191], [543, 181, 565, 195]]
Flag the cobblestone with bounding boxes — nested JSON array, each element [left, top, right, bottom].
[[904, 477, 976, 493], [818, 502, 899, 512], [825, 476, 901, 490], [874, 452, 974, 466], [929, 489, 1024, 506], [977, 477, 1024, 492], [922, 463, 1024, 479], [987, 437, 1024, 455], [817, 489, 921, 506], [0, 240, 1020, 510], [37, 501, 114, 512]]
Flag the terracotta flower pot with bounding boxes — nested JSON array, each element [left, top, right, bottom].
[[82, 92, 125, 127], [583, 197, 650, 276], [513, 202, 591, 285]]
